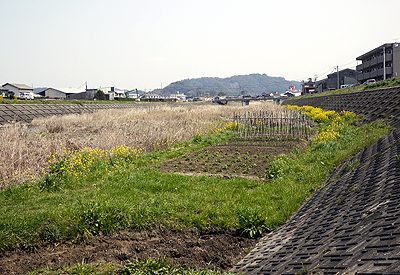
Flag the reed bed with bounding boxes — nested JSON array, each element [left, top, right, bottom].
[[0, 102, 281, 189]]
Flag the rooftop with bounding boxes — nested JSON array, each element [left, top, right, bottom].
[[3, 83, 34, 90]]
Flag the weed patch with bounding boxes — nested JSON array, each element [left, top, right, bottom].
[[238, 209, 269, 238]]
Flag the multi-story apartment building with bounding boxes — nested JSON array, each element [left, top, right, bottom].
[[356, 43, 400, 83]]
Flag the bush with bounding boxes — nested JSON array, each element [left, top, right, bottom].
[[94, 90, 106, 100], [8, 91, 15, 99], [238, 209, 269, 238]]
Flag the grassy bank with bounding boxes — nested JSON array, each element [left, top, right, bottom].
[[0, 104, 392, 274]]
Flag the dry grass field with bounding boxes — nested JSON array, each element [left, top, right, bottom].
[[0, 102, 282, 189]]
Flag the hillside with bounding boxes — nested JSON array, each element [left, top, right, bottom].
[[157, 73, 300, 97]]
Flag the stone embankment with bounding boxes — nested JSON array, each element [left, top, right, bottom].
[[0, 103, 148, 125], [233, 87, 400, 274]]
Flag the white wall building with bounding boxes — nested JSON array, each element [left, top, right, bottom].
[[2, 83, 34, 98], [169, 92, 186, 102]]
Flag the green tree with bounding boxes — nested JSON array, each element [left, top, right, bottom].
[[8, 91, 15, 100], [94, 90, 106, 100]]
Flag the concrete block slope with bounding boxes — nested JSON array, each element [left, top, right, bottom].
[[232, 128, 400, 274], [0, 104, 142, 125], [282, 86, 400, 129]]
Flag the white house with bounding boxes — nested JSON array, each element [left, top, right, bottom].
[[284, 90, 302, 97], [126, 91, 139, 99], [2, 83, 34, 98], [169, 92, 186, 102], [98, 87, 128, 99], [142, 93, 163, 99], [114, 90, 126, 98]]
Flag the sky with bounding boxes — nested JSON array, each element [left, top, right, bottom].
[[1, 0, 400, 91]]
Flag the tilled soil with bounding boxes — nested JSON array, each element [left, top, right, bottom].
[[159, 141, 303, 179], [0, 227, 262, 275]]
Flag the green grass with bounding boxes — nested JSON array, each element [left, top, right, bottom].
[[0, 108, 393, 274], [26, 258, 231, 275]]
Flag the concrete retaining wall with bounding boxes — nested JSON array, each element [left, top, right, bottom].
[[0, 104, 147, 125]]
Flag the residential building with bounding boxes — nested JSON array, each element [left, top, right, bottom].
[[2, 83, 34, 98], [39, 87, 86, 99], [284, 91, 301, 97], [284, 86, 301, 97], [169, 92, 186, 102], [301, 81, 315, 95], [98, 87, 127, 99], [126, 89, 140, 99], [356, 43, 400, 83], [141, 93, 163, 100], [315, 69, 359, 93]]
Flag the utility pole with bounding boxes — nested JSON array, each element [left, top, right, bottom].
[[337, 66, 340, 89], [383, 46, 386, 80]]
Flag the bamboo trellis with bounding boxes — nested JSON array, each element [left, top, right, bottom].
[[232, 109, 314, 140]]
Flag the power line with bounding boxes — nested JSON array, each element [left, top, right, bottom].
[[339, 60, 357, 68], [74, 82, 87, 91]]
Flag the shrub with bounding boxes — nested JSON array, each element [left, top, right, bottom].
[[238, 209, 269, 238], [8, 91, 15, 99], [94, 90, 106, 100], [266, 155, 288, 179]]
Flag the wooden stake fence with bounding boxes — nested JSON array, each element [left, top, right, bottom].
[[232, 109, 314, 140]]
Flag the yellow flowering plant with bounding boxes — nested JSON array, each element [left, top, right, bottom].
[[286, 105, 356, 145]]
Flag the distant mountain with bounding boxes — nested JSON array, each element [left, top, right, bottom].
[[157, 74, 301, 97]]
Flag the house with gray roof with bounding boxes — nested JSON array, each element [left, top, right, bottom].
[[2, 83, 34, 98], [38, 87, 86, 99]]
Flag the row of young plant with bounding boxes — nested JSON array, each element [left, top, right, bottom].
[[0, 106, 392, 274]]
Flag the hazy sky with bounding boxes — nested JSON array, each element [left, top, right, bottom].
[[1, 0, 399, 91]]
